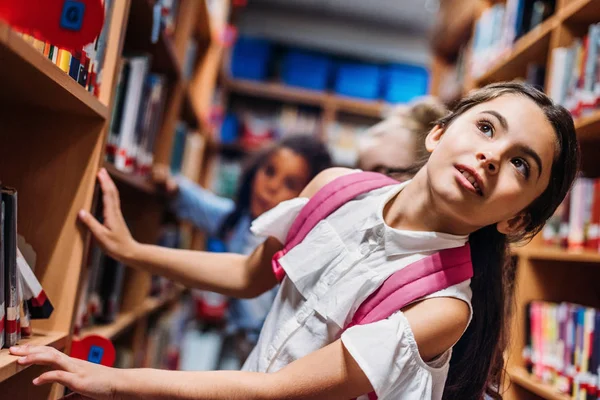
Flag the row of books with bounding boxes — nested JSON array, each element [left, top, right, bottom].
[[549, 22, 600, 118], [114, 299, 190, 370], [543, 177, 600, 251], [152, 0, 181, 41], [471, 0, 555, 78], [17, 0, 115, 98], [1, 187, 53, 348], [74, 207, 190, 334], [523, 301, 600, 399], [170, 123, 207, 183], [74, 236, 127, 333], [106, 54, 168, 175]]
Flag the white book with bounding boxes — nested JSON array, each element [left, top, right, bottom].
[[549, 47, 569, 105], [115, 56, 150, 172]]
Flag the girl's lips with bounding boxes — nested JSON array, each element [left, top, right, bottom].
[[454, 164, 484, 196], [454, 167, 483, 197]]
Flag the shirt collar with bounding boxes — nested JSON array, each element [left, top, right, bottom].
[[377, 180, 469, 257]]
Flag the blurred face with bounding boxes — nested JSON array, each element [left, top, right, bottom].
[[358, 120, 417, 181], [424, 94, 557, 234], [250, 148, 311, 218]]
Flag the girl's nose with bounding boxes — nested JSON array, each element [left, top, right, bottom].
[[477, 151, 499, 174]]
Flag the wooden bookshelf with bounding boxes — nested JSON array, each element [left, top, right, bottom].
[[475, 15, 557, 86], [574, 110, 600, 141], [0, 22, 108, 119], [561, 0, 600, 25], [81, 287, 185, 340], [508, 367, 570, 400], [104, 162, 157, 195], [0, 332, 68, 383], [224, 77, 387, 119], [513, 245, 600, 263], [0, 0, 223, 396], [125, 0, 182, 79]]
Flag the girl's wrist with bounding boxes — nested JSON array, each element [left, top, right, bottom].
[[122, 239, 144, 267]]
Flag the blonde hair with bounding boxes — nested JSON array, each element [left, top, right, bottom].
[[360, 96, 448, 180]]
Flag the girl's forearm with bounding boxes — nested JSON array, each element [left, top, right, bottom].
[[116, 369, 273, 400], [125, 243, 252, 297], [124, 237, 280, 298]]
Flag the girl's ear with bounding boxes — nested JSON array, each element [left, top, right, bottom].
[[496, 212, 530, 236], [425, 124, 445, 153]]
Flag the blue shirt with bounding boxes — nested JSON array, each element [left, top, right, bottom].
[[171, 176, 277, 340]]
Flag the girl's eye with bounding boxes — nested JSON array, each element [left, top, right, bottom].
[[512, 158, 530, 179], [477, 120, 494, 137], [284, 178, 301, 192], [264, 164, 275, 177]]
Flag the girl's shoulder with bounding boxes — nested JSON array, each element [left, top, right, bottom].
[[299, 167, 361, 199]]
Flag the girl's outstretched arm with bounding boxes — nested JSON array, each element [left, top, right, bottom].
[[11, 292, 469, 399], [79, 168, 279, 298], [11, 340, 373, 400]]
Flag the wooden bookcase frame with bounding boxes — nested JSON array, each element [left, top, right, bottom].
[[0, 1, 227, 397]]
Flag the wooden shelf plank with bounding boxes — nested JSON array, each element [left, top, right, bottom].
[[80, 287, 184, 340], [182, 83, 202, 129], [125, 0, 182, 79], [196, 0, 212, 43], [0, 331, 67, 383], [513, 245, 600, 263], [104, 162, 156, 195], [0, 23, 108, 119], [508, 367, 570, 400], [574, 110, 600, 141], [561, 0, 600, 25], [225, 77, 386, 118], [475, 15, 557, 86]]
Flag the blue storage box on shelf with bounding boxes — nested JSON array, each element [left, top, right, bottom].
[[281, 50, 332, 91], [334, 62, 381, 100], [220, 113, 239, 144], [383, 64, 429, 103], [230, 36, 273, 81]]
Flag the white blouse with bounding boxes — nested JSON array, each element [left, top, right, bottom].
[[243, 181, 473, 400]]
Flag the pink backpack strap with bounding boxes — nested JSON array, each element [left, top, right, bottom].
[[345, 243, 473, 330], [346, 244, 473, 400], [271, 172, 398, 282]]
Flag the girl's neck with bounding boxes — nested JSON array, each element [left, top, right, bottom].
[[384, 168, 478, 236]]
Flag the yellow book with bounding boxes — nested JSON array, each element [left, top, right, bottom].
[[58, 49, 72, 73]]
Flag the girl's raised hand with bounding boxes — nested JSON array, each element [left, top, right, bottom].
[[9, 345, 119, 400], [78, 168, 137, 263]]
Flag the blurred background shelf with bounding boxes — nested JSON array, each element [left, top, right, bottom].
[[508, 367, 569, 400], [104, 162, 157, 195], [81, 288, 185, 341], [475, 15, 557, 86]]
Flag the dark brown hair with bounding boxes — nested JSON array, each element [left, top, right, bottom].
[[437, 82, 580, 399]]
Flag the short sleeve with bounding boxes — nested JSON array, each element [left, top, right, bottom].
[[341, 311, 443, 399], [250, 197, 309, 244], [171, 175, 235, 236]]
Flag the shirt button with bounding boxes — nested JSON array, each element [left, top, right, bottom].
[[268, 347, 276, 359], [325, 274, 335, 285], [375, 225, 385, 238], [360, 242, 370, 255]]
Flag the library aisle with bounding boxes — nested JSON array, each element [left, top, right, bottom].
[[2, 0, 600, 399]]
